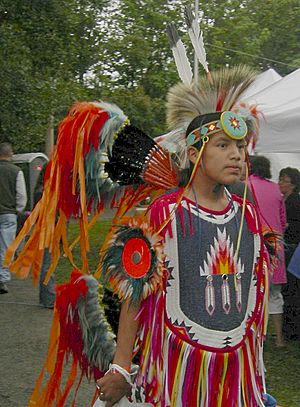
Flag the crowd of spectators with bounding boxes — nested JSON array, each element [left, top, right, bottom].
[[248, 157, 300, 345]]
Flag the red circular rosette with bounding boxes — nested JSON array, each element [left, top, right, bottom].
[[122, 237, 151, 279], [101, 218, 166, 304]]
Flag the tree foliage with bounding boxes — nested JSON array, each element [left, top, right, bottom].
[[91, 0, 299, 136], [0, 0, 107, 151], [199, 0, 300, 74], [87, 0, 192, 135], [0, 0, 299, 150]]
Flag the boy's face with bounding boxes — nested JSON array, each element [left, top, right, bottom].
[[188, 130, 246, 185]]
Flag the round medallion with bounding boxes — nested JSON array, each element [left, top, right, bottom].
[[122, 237, 151, 278], [220, 111, 247, 140]]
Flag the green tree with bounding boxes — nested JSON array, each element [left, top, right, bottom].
[[246, 0, 300, 75], [0, 0, 107, 151], [198, 0, 299, 74], [1, 0, 299, 149], [89, 0, 192, 136], [90, 0, 299, 137]]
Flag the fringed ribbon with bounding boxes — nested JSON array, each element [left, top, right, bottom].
[[135, 290, 165, 403], [138, 326, 266, 407], [5, 101, 128, 283], [135, 249, 268, 407]]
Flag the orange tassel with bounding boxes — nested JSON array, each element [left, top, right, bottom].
[[28, 308, 60, 405], [3, 201, 41, 267]]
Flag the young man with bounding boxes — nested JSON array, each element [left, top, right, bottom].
[[96, 110, 270, 406], [4, 64, 278, 405]]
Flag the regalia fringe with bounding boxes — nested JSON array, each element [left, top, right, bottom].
[[136, 260, 268, 407]]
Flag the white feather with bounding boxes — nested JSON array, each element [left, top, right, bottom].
[[166, 24, 193, 85], [184, 6, 209, 74], [94, 101, 127, 154]]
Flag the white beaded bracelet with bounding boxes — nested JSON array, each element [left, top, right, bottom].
[[106, 363, 138, 386]]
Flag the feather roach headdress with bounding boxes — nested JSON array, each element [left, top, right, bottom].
[[167, 65, 257, 130], [162, 6, 261, 169]]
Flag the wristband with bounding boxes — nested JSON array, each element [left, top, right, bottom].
[[106, 363, 138, 386]]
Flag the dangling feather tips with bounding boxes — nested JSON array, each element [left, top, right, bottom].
[[184, 5, 209, 74], [166, 23, 193, 85]]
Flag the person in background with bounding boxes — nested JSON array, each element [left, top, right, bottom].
[[33, 164, 56, 308], [0, 142, 27, 294], [248, 156, 286, 347], [278, 167, 300, 340], [228, 161, 254, 203], [287, 242, 300, 280]]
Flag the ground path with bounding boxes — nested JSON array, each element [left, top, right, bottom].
[[0, 276, 94, 407]]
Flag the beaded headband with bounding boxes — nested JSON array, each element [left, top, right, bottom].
[[186, 111, 248, 146]]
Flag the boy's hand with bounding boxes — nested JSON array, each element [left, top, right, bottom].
[[96, 371, 131, 406]]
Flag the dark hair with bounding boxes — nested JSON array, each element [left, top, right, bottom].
[[178, 167, 192, 187], [180, 112, 223, 185], [279, 167, 300, 193], [0, 142, 13, 157], [250, 155, 271, 179], [186, 112, 222, 149]]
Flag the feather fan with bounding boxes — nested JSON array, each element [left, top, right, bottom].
[[105, 124, 179, 190]]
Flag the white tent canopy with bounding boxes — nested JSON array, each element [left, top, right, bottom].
[[242, 68, 300, 153], [241, 68, 282, 100], [238, 67, 300, 180]]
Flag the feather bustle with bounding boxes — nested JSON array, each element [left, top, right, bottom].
[[29, 271, 116, 406], [5, 101, 128, 282]]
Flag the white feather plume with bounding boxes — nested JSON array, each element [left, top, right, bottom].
[[93, 101, 127, 155], [184, 6, 209, 74], [166, 23, 193, 85]]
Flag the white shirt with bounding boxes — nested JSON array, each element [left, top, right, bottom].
[[16, 171, 27, 212]]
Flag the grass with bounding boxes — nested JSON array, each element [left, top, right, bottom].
[[264, 327, 300, 406], [55, 219, 112, 284], [56, 220, 300, 406]]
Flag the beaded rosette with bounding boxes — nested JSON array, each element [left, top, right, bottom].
[[100, 218, 166, 305]]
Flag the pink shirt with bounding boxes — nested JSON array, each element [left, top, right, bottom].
[[248, 175, 287, 284]]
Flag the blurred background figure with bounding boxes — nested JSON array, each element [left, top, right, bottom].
[[33, 165, 56, 308], [278, 167, 300, 341], [249, 156, 286, 347], [0, 142, 27, 294], [227, 162, 254, 203]]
